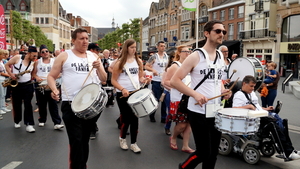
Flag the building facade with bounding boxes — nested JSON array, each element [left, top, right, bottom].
[[276, 0, 300, 77]]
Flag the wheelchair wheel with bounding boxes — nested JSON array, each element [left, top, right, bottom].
[[243, 147, 260, 165], [260, 141, 275, 157], [219, 134, 233, 155]]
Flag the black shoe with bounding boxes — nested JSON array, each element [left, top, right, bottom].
[[165, 129, 171, 136], [126, 132, 130, 135], [90, 132, 96, 140], [150, 118, 156, 122]]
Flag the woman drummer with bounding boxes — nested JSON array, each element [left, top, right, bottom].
[[111, 39, 150, 153]]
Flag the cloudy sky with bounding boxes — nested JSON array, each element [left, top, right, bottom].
[[60, 0, 155, 28]]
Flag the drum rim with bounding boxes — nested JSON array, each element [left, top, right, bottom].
[[71, 83, 103, 112], [127, 88, 152, 103]]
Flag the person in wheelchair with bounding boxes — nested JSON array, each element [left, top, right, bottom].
[[232, 75, 300, 161]]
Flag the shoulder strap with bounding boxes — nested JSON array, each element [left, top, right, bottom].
[[192, 50, 218, 91], [241, 90, 257, 108]]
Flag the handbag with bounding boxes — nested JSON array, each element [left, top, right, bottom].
[[177, 49, 219, 113]]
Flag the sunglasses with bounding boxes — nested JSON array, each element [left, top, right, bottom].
[[181, 51, 191, 53], [41, 50, 49, 54], [212, 29, 227, 35]]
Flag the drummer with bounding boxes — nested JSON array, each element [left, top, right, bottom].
[[47, 28, 107, 169], [87, 43, 102, 140], [32, 45, 64, 130], [111, 39, 150, 153], [232, 75, 300, 160]]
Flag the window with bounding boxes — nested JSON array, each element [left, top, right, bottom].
[[35, 18, 39, 24], [281, 14, 300, 42], [250, 14, 255, 37], [247, 49, 255, 53], [238, 6, 244, 18], [238, 22, 244, 38], [200, 6, 207, 17], [182, 10, 191, 21], [20, 2, 26, 11], [229, 8, 234, 20], [264, 49, 272, 53], [181, 27, 190, 40], [5, 19, 9, 33], [45, 18, 49, 24], [199, 25, 204, 38], [220, 10, 225, 21], [264, 12, 269, 28], [40, 18, 44, 24], [256, 49, 263, 53], [228, 24, 234, 40], [6, 2, 12, 10], [213, 12, 217, 20]]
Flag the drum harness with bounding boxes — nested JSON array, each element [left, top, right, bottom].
[[193, 48, 225, 117]]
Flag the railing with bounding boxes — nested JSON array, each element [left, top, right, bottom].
[[238, 13, 244, 18], [228, 15, 234, 20], [239, 29, 276, 39]]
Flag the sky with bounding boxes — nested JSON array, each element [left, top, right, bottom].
[[60, 0, 155, 28]]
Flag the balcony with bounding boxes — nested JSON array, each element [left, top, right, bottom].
[[239, 29, 276, 39]]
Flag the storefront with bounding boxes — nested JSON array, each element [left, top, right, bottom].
[[279, 42, 300, 77], [279, 14, 300, 77]]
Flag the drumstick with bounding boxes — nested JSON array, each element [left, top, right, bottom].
[[119, 82, 147, 98], [229, 69, 237, 79], [82, 55, 101, 87], [194, 77, 239, 105]]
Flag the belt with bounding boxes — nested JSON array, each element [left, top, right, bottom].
[[18, 80, 32, 85]]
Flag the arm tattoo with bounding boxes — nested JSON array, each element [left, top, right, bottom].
[[147, 55, 155, 64]]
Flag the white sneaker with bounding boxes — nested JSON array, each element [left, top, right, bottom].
[[119, 137, 128, 150], [14, 123, 21, 128], [39, 123, 45, 127], [2, 108, 11, 112], [26, 125, 35, 133], [130, 143, 141, 153], [0, 115, 3, 120], [289, 151, 300, 160], [294, 150, 300, 156], [54, 124, 64, 130], [0, 110, 6, 115]]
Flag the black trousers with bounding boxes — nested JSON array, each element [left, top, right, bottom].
[[180, 110, 221, 169], [36, 89, 61, 125], [11, 83, 34, 125], [61, 101, 101, 169], [116, 92, 138, 144]]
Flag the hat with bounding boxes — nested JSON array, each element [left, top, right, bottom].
[[40, 45, 48, 51], [28, 46, 37, 52], [88, 43, 101, 51]]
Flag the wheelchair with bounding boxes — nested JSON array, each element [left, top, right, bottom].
[[218, 99, 290, 165]]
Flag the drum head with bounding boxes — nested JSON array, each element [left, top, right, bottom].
[[218, 108, 249, 117], [72, 83, 100, 112], [228, 57, 255, 81], [127, 89, 151, 104], [39, 81, 47, 85]]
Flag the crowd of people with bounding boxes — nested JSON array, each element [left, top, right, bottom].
[[0, 20, 299, 169]]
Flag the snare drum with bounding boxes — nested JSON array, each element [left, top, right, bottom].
[[71, 83, 108, 120], [127, 89, 158, 118], [227, 57, 264, 90], [215, 108, 260, 135]]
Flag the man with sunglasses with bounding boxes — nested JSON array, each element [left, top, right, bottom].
[[32, 45, 64, 130], [171, 20, 231, 169], [5, 46, 38, 133]]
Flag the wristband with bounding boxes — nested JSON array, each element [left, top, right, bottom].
[[121, 88, 125, 91]]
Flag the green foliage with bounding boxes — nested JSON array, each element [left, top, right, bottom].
[[97, 18, 142, 50]]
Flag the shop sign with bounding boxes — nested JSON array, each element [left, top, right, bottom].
[[288, 43, 300, 52]]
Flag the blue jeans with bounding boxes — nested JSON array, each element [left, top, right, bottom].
[[261, 89, 277, 107], [163, 90, 172, 129], [149, 81, 166, 121]]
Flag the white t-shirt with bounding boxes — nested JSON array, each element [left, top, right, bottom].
[[116, 59, 140, 92], [151, 53, 168, 82], [187, 49, 225, 114], [61, 50, 100, 101], [232, 90, 263, 111], [36, 58, 55, 80]]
